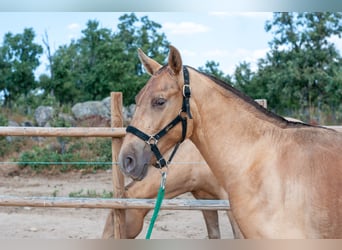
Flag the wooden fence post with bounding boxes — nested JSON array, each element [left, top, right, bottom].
[[110, 92, 126, 239]]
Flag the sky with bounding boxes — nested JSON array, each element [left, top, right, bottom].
[[0, 12, 342, 78]]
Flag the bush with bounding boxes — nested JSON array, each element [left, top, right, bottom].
[[16, 138, 113, 173], [0, 113, 8, 157], [18, 146, 83, 172], [0, 113, 7, 126]]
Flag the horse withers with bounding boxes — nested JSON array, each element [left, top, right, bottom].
[[118, 45, 342, 238]]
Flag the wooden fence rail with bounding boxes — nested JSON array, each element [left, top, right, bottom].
[[0, 126, 126, 137], [1, 126, 340, 137], [0, 196, 230, 210]]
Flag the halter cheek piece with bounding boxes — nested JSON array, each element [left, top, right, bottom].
[[126, 66, 192, 169]]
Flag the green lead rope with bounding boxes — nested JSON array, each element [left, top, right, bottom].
[[145, 171, 167, 239]]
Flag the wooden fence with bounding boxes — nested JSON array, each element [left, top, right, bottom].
[[0, 93, 341, 239], [0, 92, 230, 239]]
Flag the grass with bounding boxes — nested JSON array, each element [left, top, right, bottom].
[[68, 189, 113, 199]]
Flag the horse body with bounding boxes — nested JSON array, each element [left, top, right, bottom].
[[188, 71, 342, 238], [119, 46, 342, 238], [103, 140, 241, 239], [191, 76, 342, 238]]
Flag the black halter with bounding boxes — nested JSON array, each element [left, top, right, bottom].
[[126, 66, 192, 169]]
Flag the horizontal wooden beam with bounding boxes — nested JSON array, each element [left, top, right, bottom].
[[0, 196, 230, 210], [0, 126, 126, 137], [1, 126, 341, 138]]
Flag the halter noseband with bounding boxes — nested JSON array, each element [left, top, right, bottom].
[[126, 66, 192, 169]]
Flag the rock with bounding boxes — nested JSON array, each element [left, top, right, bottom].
[[102, 96, 135, 125], [34, 106, 55, 127], [71, 100, 110, 121], [8, 120, 19, 127], [101, 97, 111, 112], [58, 113, 76, 127], [6, 121, 20, 142], [123, 104, 136, 125]]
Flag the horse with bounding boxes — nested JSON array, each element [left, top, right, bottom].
[[118, 45, 342, 238], [102, 139, 242, 239]]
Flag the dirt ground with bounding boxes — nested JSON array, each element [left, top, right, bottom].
[[0, 165, 234, 239]]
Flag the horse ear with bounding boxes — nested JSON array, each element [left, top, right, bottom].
[[168, 45, 183, 75], [138, 48, 162, 75]]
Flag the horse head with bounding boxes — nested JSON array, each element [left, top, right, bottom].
[[118, 46, 194, 180]]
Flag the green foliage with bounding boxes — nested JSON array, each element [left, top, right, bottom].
[[16, 138, 112, 173], [0, 113, 9, 157], [1, 12, 342, 127], [69, 189, 113, 198], [229, 12, 342, 124], [42, 13, 170, 106], [261, 13, 342, 121], [0, 113, 7, 126], [18, 146, 82, 172], [0, 28, 43, 110], [198, 60, 232, 83]]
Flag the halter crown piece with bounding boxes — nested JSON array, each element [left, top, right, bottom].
[[126, 66, 192, 168]]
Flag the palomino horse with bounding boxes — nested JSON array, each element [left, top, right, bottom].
[[118, 45, 342, 238], [103, 139, 242, 239]]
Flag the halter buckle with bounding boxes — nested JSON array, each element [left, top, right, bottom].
[[182, 85, 191, 98]]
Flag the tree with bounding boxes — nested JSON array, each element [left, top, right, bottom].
[[198, 60, 231, 83], [43, 14, 170, 106], [232, 61, 268, 100], [42, 30, 55, 96], [48, 42, 82, 105], [254, 12, 342, 122], [114, 13, 170, 105], [0, 28, 43, 109]]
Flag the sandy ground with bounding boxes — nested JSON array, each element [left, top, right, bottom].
[[0, 166, 234, 239]]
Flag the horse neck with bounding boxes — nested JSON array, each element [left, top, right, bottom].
[[188, 71, 282, 189]]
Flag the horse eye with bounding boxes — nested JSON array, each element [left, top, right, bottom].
[[152, 98, 166, 107]]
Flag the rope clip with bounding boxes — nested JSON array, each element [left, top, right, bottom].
[[160, 171, 167, 189]]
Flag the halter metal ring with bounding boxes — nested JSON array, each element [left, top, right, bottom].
[[146, 136, 158, 145]]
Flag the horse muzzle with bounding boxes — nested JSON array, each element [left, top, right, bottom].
[[118, 142, 152, 181]]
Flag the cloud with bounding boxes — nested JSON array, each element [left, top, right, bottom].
[[203, 49, 231, 58], [67, 23, 80, 30], [230, 48, 269, 72], [232, 48, 269, 65], [66, 23, 81, 41], [162, 21, 209, 35]]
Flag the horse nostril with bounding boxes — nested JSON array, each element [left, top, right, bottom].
[[124, 155, 135, 172]]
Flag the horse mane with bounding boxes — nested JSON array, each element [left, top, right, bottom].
[[187, 66, 314, 129]]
